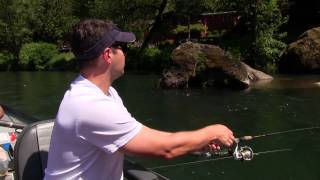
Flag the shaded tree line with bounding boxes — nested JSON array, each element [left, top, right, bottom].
[[0, 0, 292, 71]]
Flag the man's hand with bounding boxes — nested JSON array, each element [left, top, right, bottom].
[[205, 124, 235, 151]]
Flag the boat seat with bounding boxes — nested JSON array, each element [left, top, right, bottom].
[[13, 120, 169, 180], [13, 120, 54, 180]]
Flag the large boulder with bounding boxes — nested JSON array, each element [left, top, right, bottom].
[[279, 27, 320, 73], [160, 42, 273, 89]]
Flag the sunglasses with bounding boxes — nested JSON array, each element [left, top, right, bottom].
[[110, 42, 128, 54]]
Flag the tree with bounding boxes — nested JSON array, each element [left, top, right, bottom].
[[218, 0, 287, 69], [87, 0, 163, 38], [0, 0, 289, 71], [0, 0, 78, 70], [32, 0, 77, 42], [252, 0, 287, 68], [72, 0, 93, 19], [0, 0, 33, 69]]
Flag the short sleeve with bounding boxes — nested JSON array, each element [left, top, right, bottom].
[[75, 100, 142, 154]]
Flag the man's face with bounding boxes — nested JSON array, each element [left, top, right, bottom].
[[110, 47, 126, 81]]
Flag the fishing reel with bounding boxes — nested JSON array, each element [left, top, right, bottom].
[[233, 144, 254, 161], [193, 143, 254, 161]]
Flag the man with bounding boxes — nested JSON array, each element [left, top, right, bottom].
[[0, 105, 10, 121], [44, 19, 235, 180], [0, 106, 4, 120]]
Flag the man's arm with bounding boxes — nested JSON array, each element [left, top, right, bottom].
[[120, 124, 234, 159]]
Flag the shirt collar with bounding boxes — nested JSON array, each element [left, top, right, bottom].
[[72, 75, 109, 96]]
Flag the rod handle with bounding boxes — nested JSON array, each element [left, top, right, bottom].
[[0, 121, 25, 129], [235, 136, 253, 143]]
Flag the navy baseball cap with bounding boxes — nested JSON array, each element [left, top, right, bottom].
[[74, 25, 136, 61]]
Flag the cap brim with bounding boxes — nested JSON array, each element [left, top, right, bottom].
[[74, 26, 136, 60], [114, 31, 136, 43]]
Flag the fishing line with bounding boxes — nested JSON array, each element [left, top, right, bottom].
[[254, 148, 292, 155], [148, 156, 233, 170], [148, 148, 291, 170]]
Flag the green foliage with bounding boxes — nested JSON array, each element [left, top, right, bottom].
[[19, 42, 76, 71], [173, 0, 220, 19], [143, 47, 162, 58], [19, 42, 58, 70], [255, 30, 287, 64], [174, 24, 206, 34], [72, 0, 92, 18], [0, 0, 77, 70], [0, 0, 33, 59], [212, 0, 288, 70], [31, 0, 77, 42], [0, 51, 13, 65], [0, 0, 290, 71], [127, 47, 162, 70], [88, 0, 162, 39], [46, 52, 75, 70], [87, 0, 222, 47], [195, 53, 207, 74], [253, 0, 288, 67], [0, 51, 14, 70], [126, 45, 173, 71]]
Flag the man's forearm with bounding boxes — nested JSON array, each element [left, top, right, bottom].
[[161, 127, 212, 159], [122, 125, 234, 159]]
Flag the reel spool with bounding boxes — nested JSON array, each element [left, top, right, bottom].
[[233, 145, 254, 161]]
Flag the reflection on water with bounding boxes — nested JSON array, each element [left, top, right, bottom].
[[252, 75, 320, 89], [0, 72, 319, 180], [0, 72, 77, 119]]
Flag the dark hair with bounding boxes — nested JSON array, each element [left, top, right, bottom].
[[70, 19, 114, 68]]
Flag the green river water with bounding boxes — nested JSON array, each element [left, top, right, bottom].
[[0, 71, 319, 180]]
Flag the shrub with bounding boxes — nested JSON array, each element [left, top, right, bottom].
[[250, 0, 288, 69], [173, 23, 206, 34], [46, 52, 75, 70], [19, 42, 75, 70], [126, 45, 173, 71], [19, 42, 59, 70], [0, 51, 14, 70], [0, 51, 14, 65]]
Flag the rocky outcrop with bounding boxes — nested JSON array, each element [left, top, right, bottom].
[[160, 42, 273, 89], [279, 27, 320, 73]]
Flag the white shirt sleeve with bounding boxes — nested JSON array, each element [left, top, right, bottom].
[[75, 100, 142, 154]]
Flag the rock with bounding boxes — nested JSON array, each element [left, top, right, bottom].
[[161, 67, 189, 88], [160, 42, 273, 89], [241, 62, 273, 81], [279, 27, 320, 73]]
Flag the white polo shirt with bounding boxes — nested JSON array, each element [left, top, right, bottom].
[[44, 75, 142, 180]]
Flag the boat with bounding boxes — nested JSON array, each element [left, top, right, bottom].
[[0, 104, 169, 180]]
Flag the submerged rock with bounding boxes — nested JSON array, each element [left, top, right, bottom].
[[160, 42, 273, 89], [279, 27, 320, 73]]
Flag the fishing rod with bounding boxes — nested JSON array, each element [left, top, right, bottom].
[[235, 126, 320, 143], [148, 148, 291, 170], [190, 126, 320, 163]]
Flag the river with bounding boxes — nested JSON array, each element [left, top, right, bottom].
[[0, 71, 319, 180]]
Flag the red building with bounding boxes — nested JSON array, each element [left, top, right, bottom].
[[200, 11, 241, 36]]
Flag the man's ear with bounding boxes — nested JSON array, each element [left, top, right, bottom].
[[102, 48, 112, 64]]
